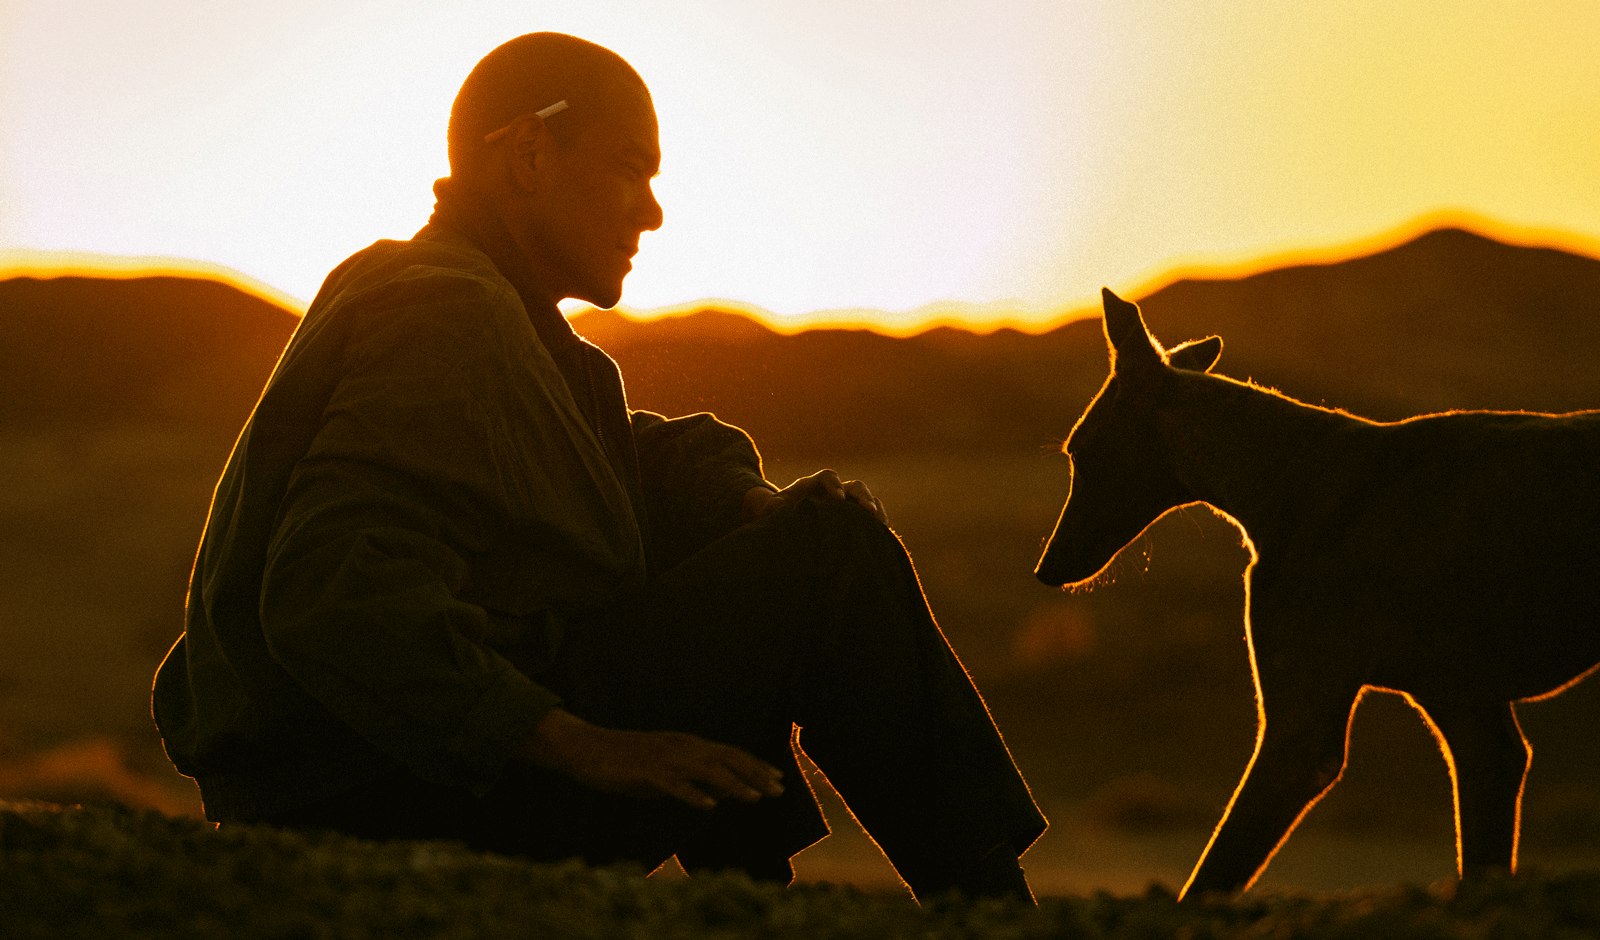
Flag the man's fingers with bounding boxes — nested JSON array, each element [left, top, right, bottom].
[[551, 726, 791, 810], [719, 749, 786, 799], [687, 748, 784, 804], [782, 469, 844, 501], [843, 479, 888, 523], [779, 470, 888, 522], [662, 778, 720, 810], [632, 735, 786, 809]]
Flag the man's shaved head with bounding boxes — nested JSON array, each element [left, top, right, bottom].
[[447, 32, 648, 182]]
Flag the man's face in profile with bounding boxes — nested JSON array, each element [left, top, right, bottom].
[[524, 83, 664, 310]]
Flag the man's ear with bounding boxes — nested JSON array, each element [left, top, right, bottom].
[[506, 115, 557, 192]]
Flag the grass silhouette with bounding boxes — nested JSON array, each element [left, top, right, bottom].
[[6, 799, 1600, 939]]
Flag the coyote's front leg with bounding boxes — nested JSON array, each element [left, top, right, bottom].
[[1183, 652, 1359, 899]]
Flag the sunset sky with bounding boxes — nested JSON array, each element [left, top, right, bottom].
[[2, 0, 1597, 332]]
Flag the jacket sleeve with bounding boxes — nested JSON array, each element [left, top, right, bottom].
[[630, 410, 771, 571], [258, 278, 563, 796]]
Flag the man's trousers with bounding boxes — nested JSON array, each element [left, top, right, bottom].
[[252, 497, 1046, 896]]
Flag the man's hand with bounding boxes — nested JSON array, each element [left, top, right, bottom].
[[517, 708, 785, 810], [743, 469, 888, 524]]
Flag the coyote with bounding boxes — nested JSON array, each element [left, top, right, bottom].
[[1036, 289, 1600, 898]]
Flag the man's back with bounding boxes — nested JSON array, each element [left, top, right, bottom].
[[155, 227, 634, 820]]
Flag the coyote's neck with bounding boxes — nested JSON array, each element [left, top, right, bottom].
[[1157, 371, 1358, 538]]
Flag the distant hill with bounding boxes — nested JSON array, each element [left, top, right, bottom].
[[0, 275, 298, 442], [1133, 228, 1600, 421], [3, 227, 1598, 460], [570, 309, 1105, 460], [575, 227, 1600, 457]]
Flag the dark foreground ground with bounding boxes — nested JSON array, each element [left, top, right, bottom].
[[5, 800, 1600, 940]]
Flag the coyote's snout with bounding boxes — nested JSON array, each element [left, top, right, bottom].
[[1039, 288, 1600, 899]]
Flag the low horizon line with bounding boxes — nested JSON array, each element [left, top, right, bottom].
[[3, 209, 1596, 339]]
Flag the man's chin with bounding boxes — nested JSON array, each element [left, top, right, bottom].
[[576, 284, 625, 310]]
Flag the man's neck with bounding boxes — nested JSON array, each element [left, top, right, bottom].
[[427, 176, 575, 348]]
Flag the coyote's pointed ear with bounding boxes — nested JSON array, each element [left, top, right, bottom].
[[1101, 288, 1162, 372], [1167, 336, 1223, 373]]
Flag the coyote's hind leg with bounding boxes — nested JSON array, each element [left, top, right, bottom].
[[1410, 694, 1529, 877]]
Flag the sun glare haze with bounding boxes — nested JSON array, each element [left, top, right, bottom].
[[2, 0, 1598, 333]]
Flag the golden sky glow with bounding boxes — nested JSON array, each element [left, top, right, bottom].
[[3, 0, 1598, 333]]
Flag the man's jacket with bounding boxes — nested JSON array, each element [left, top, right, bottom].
[[153, 215, 768, 821]]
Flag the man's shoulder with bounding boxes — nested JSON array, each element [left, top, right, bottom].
[[314, 227, 516, 317]]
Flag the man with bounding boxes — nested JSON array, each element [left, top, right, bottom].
[[153, 32, 1044, 901]]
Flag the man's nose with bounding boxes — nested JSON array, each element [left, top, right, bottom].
[[639, 185, 664, 232]]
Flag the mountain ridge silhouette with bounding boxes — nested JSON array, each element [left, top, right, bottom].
[[1133, 227, 1600, 420], [3, 226, 1597, 462]]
